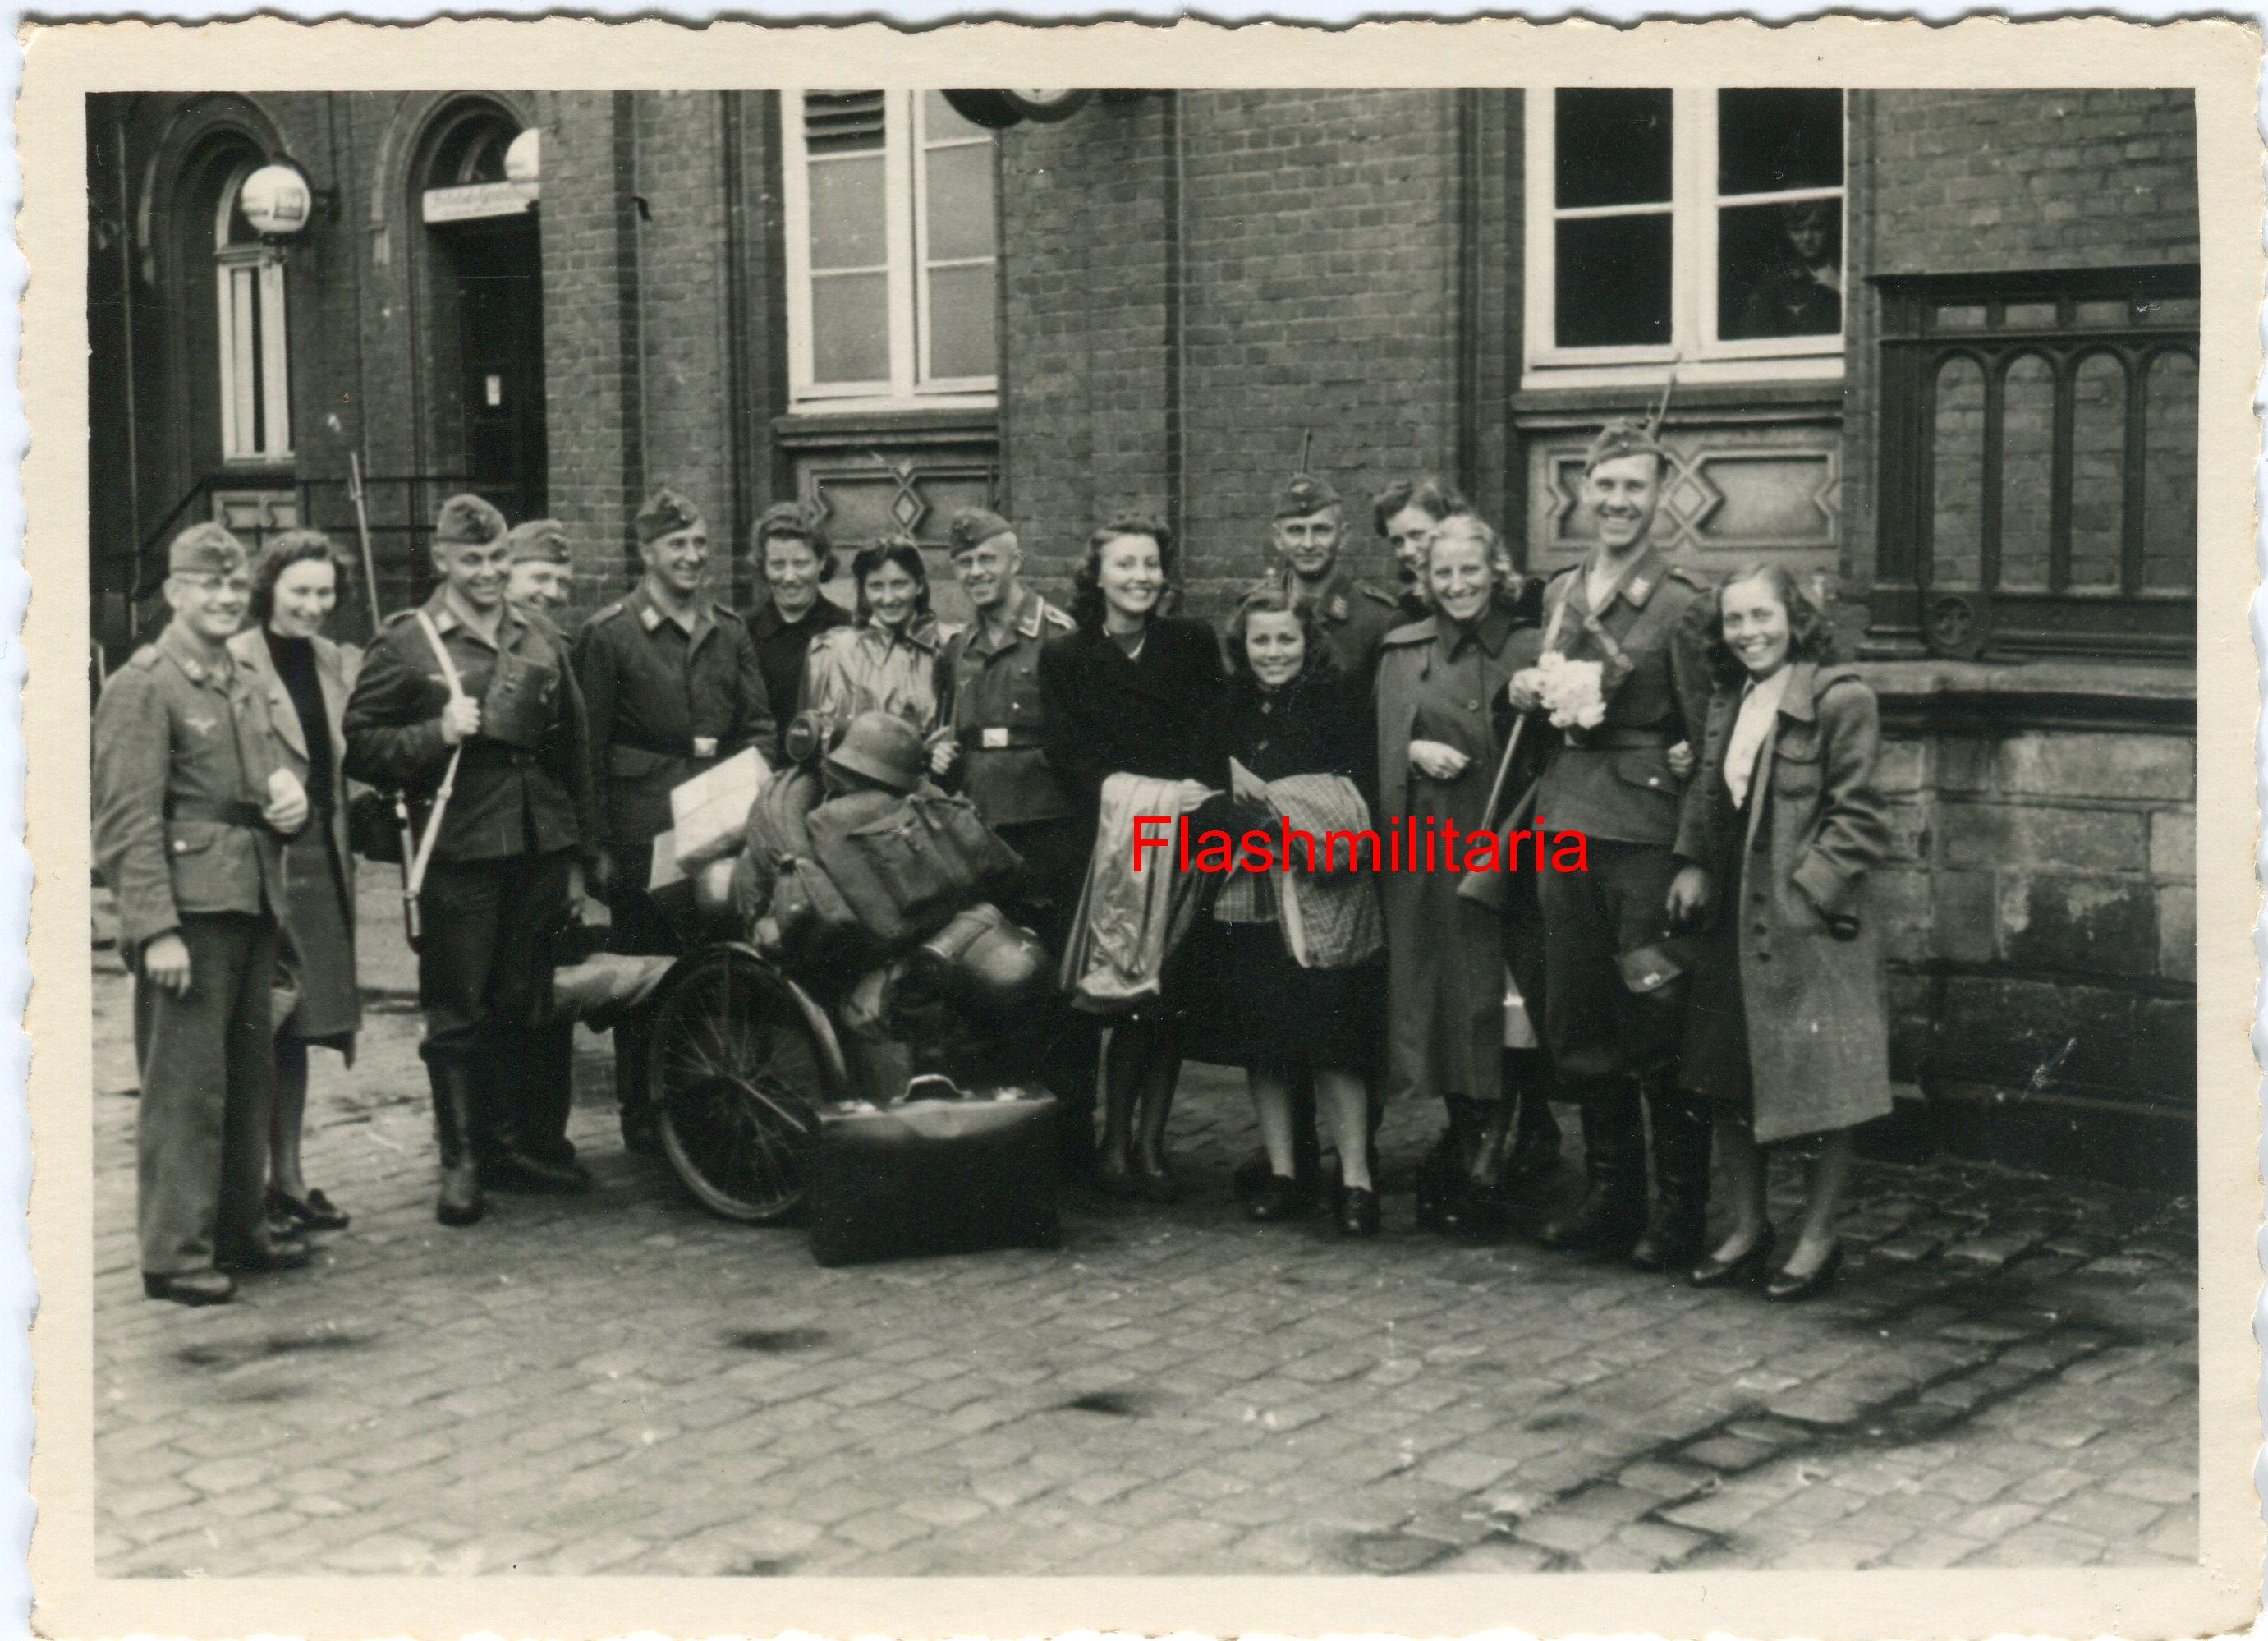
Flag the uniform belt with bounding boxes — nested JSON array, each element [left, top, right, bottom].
[[1568, 727, 1675, 752], [958, 727, 1045, 750], [165, 797, 265, 828], [463, 742, 542, 769]]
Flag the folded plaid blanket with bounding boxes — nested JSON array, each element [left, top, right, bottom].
[[1213, 771, 1383, 971]]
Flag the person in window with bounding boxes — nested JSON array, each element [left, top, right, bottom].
[[1375, 513, 1540, 1236], [1039, 516, 1228, 1201], [229, 531, 363, 1239], [801, 534, 950, 747], [1205, 587, 1387, 1235], [1371, 476, 1472, 624], [1736, 199, 1843, 341], [746, 501, 851, 724], [1668, 565, 1891, 1303]]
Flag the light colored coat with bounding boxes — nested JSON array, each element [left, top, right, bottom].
[[1677, 661, 1893, 1143], [228, 627, 359, 882]]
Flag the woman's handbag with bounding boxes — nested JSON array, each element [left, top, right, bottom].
[[346, 789, 406, 864]]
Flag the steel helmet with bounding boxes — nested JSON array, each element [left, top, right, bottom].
[[825, 710, 925, 794]]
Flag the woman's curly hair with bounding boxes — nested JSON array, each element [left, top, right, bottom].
[[1416, 512, 1526, 614], [1222, 583, 1336, 692], [1701, 562, 1839, 683], [848, 535, 932, 627], [1069, 513, 1178, 633], [250, 529, 356, 625]]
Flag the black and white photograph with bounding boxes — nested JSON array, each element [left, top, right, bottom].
[[25, 16, 2258, 1637]]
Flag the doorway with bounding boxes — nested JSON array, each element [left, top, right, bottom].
[[443, 217, 547, 522]]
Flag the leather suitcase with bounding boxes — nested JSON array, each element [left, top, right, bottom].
[[809, 1085, 1063, 1267]]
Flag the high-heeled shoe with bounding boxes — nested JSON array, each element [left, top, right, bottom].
[[1334, 1185, 1381, 1238], [1765, 1239, 1843, 1303], [1690, 1234, 1774, 1289], [269, 1186, 350, 1232], [1246, 1174, 1312, 1223]]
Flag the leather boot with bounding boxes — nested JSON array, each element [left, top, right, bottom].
[[1536, 1079, 1647, 1254], [1504, 1050, 1563, 1184], [429, 1062, 486, 1227], [1443, 1100, 1516, 1239], [1629, 1083, 1712, 1271], [1414, 1097, 1483, 1233], [484, 1035, 595, 1193]]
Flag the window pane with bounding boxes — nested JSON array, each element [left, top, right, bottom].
[[1930, 356, 1986, 590], [1554, 90, 1672, 208], [925, 141, 995, 264], [1554, 214, 1671, 348], [1997, 354, 2055, 592], [811, 272, 890, 384], [924, 90, 987, 141], [926, 263, 997, 381], [2142, 351, 2197, 593], [2068, 352, 2127, 591], [1718, 89, 1844, 195], [1718, 200, 1842, 339], [809, 154, 886, 270]]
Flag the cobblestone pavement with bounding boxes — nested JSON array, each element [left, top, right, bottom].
[[91, 870, 2199, 1579]]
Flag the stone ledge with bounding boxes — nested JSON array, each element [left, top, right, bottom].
[[1863, 657, 2194, 733]]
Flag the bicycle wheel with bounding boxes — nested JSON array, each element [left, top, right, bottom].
[[645, 945, 845, 1223]]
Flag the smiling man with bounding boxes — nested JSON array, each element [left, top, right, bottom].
[[1262, 471, 1401, 690], [574, 487, 778, 1155], [94, 523, 314, 1304], [1519, 419, 1718, 1274], [344, 493, 604, 1226]]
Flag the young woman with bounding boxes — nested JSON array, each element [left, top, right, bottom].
[[1207, 588, 1386, 1234], [1668, 564, 1892, 1302], [746, 502, 851, 724], [1374, 513, 1538, 1234], [229, 530, 362, 1235], [1038, 516, 1228, 1201], [801, 535, 948, 742]]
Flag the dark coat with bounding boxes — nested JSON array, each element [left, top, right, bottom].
[[342, 592, 599, 864], [1677, 662, 1893, 1143], [746, 593, 852, 725], [572, 585, 778, 848], [1221, 660, 1370, 795], [1038, 616, 1231, 830]]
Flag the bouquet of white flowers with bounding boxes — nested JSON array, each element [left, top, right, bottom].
[[1511, 650, 1608, 731]]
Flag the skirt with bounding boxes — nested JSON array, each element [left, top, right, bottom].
[[1182, 918, 1385, 1077], [277, 823, 360, 1053]]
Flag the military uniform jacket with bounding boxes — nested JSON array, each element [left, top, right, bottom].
[[93, 622, 292, 953], [343, 591, 599, 863], [941, 585, 1077, 829], [1531, 543, 1715, 848], [574, 585, 779, 847], [1269, 564, 1404, 689]]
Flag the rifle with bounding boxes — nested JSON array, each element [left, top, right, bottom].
[[1455, 707, 1538, 912], [347, 454, 426, 948]]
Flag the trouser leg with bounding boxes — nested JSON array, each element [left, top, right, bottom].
[[417, 858, 507, 1220], [521, 1018, 579, 1164], [216, 917, 281, 1262], [481, 851, 585, 1192], [607, 844, 677, 1151], [135, 915, 269, 1276]]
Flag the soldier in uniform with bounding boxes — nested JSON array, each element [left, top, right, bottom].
[[344, 494, 602, 1225], [572, 488, 778, 1153], [1265, 471, 1403, 691], [932, 507, 1093, 1170], [745, 499, 851, 724], [94, 523, 314, 1304], [504, 516, 581, 1171], [1522, 419, 1718, 1271], [1371, 475, 1471, 623], [505, 518, 574, 619]]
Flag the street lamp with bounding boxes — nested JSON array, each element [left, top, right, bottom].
[[236, 160, 314, 243]]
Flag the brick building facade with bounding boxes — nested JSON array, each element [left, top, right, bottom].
[[85, 86, 2200, 1183]]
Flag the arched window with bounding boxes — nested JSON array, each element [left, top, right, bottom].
[[214, 160, 292, 462]]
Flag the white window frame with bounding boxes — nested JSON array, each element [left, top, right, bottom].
[[1523, 90, 1847, 391], [782, 90, 999, 413], [214, 164, 294, 463]]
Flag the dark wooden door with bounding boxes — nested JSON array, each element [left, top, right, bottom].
[[452, 218, 547, 521]]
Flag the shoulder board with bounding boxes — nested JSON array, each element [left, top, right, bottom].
[[590, 600, 631, 625], [1040, 603, 1076, 632], [126, 645, 163, 671], [1355, 579, 1404, 609], [1382, 618, 1436, 646], [381, 608, 421, 629], [1667, 566, 1714, 592]]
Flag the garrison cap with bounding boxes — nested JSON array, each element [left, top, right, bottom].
[[434, 493, 508, 548], [168, 522, 250, 577], [1583, 418, 1672, 474], [1274, 472, 1342, 521], [507, 518, 572, 565], [947, 507, 1016, 556], [636, 487, 703, 545]]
